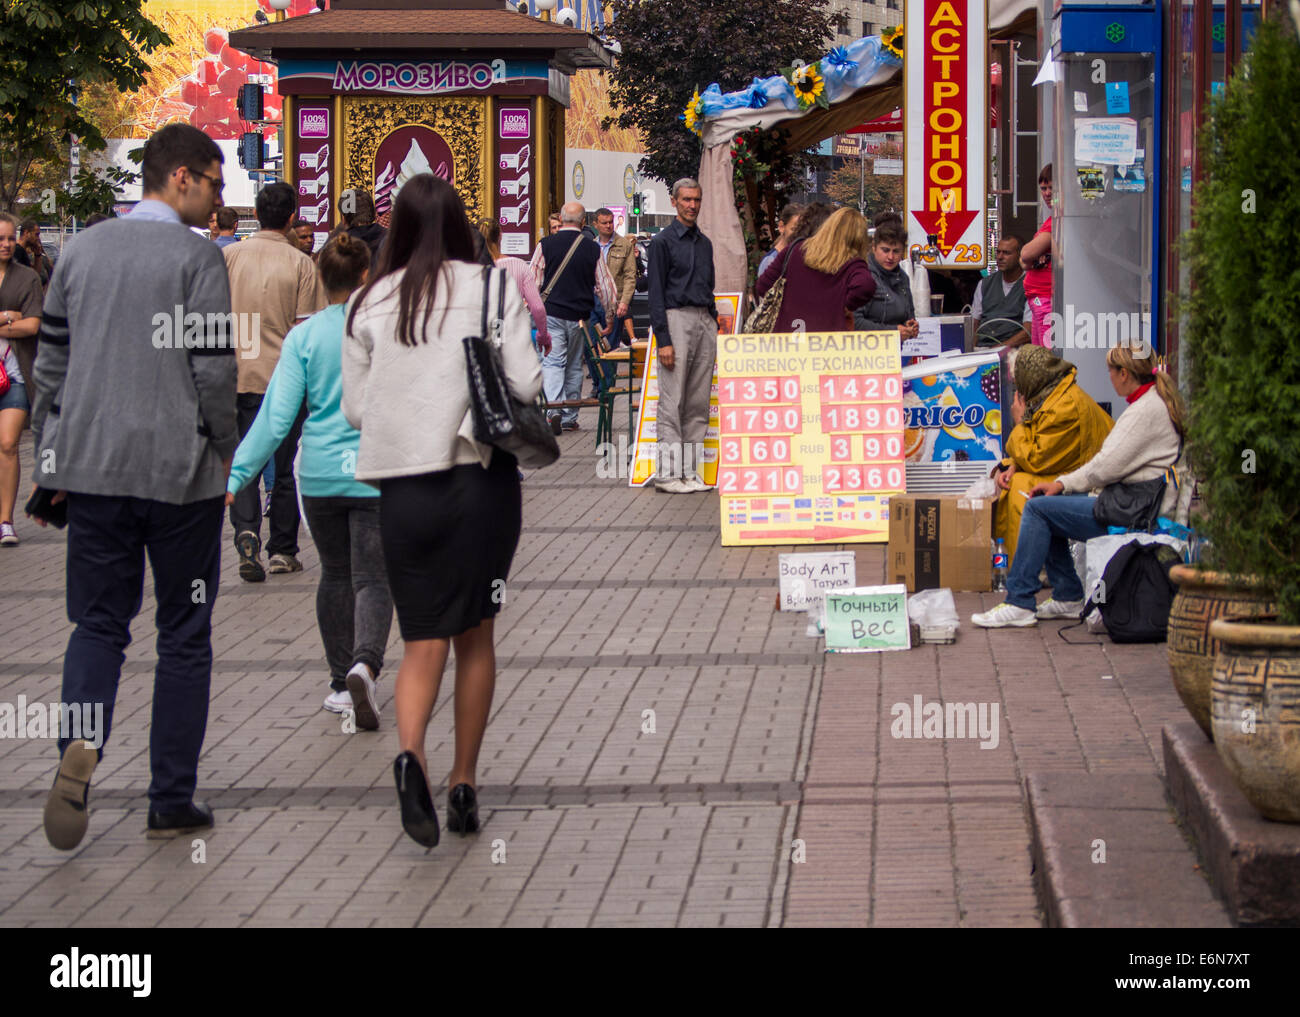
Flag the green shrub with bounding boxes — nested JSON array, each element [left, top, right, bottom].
[[1184, 16, 1300, 623]]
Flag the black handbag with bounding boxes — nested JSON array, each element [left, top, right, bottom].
[[463, 267, 560, 470], [1092, 476, 1168, 531], [1093, 436, 1182, 531]]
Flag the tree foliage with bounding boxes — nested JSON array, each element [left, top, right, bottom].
[[0, 1, 169, 211], [1183, 16, 1300, 622], [823, 145, 903, 216], [605, 0, 847, 186]]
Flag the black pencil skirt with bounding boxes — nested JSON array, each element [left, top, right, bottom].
[[378, 451, 522, 641]]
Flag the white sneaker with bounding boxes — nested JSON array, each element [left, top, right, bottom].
[[971, 602, 1038, 628], [682, 474, 711, 492], [1036, 598, 1085, 620], [0, 522, 17, 546], [345, 663, 379, 731], [655, 478, 692, 494], [322, 688, 352, 713]]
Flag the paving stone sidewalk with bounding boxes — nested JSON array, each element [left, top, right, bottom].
[[0, 420, 1211, 926]]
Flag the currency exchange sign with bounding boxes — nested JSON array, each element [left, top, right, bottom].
[[717, 331, 905, 547]]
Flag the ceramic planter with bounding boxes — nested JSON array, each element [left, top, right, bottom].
[[1209, 616, 1300, 823], [1167, 566, 1276, 738]]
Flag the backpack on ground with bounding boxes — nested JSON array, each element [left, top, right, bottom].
[[1084, 540, 1182, 643]]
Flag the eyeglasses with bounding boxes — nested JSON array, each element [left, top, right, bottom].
[[189, 168, 225, 193]]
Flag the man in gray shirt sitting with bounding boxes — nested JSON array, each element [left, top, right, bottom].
[[30, 124, 238, 850], [972, 235, 1031, 348]]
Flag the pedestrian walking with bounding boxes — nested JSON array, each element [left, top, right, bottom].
[[0, 212, 44, 547], [646, 178, 717, 493], [342, 173, 541, 848], [226, 232, 393, 728], [337, 189, 387, 266], [291, 217, 316, 257], [480, 219, 551, 355], [529, 201, 616, 433], [211, 206, 240, 249], [18, 219, 53, 288], [753, 206, 875, 332], [31, 123, 237, 849], [757, 203, 803, 278], [224, 180, 327, 581], [591, 206, 637, 348]]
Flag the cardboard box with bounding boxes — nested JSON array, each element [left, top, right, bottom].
[[887, 495, 993, 592]]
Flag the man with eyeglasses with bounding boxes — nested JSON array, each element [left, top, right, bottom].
[[30, 124, 238, 848]]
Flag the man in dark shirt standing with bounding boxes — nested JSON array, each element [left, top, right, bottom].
[[647, 178, 716, 493]]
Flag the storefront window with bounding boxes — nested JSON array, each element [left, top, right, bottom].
[[1163, 0, 1259, 378]]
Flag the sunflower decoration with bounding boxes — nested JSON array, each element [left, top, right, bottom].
[[681, 87, 705, 137], [786, 62, 828, 110], [881, 25, 905, 61]]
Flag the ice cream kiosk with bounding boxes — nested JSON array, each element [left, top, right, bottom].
[[229, 0, 613, 255]]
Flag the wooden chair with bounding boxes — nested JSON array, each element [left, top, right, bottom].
[[581, 321, 646, 448]]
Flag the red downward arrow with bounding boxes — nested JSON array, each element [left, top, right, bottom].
[[910, 210, 979, 256]]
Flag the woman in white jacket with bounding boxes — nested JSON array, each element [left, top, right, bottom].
[[972, 342, 1185, 629], [343, 174, 542, 848]]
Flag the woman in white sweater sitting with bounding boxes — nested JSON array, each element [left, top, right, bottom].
[[342, 174, 542, 847], [972, 343, 1185, 628]]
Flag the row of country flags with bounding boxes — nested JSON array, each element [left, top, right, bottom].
[[727, 495, 887, 526]]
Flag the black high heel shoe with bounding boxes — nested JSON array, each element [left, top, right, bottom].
[[446, 783, 479, 835], [394, 753, 440, 849]]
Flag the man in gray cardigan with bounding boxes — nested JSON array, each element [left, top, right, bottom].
[[30, 124, 238, 850]]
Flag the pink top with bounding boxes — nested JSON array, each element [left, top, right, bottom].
[[1023, 216, 1052, 299], [496, 255, 550, 344]]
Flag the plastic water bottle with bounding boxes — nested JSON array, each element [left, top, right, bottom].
[[992, 538, 1008, 593]]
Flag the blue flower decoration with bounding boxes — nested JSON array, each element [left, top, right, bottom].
[[825, 46, 857, 71], [748, 88, 768, 109]]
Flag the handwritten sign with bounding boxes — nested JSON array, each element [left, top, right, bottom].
[[824, 585, 911, 653], [778, 552, 857, 611]]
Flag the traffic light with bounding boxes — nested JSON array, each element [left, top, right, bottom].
[[632, 192, 643, 216], [238, 131, 263, 170], [237, 83, 264, 121]]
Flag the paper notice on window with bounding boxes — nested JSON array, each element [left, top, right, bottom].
[[500, 232, 530, 256], [1074, 117, 1138, 166], [901, 318, 942, 357]]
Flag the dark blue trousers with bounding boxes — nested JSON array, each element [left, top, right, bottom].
[[59, 492, 224, 808]]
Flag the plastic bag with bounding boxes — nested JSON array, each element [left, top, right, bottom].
[[961, 475, 1000, 500], [908, 588, 960, 642]]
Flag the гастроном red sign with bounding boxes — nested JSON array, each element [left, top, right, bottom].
[[905, 0, 986, 267]]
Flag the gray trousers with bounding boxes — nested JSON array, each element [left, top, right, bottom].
[[302, 497, 393, 691], [656, 306, 717, 480]]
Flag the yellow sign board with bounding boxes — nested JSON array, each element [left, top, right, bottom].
[[628, 294, 740, 488], [717, 331, 906, 546]]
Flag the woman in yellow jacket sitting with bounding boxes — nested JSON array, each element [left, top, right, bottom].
[[993, 346, 1114, 561]]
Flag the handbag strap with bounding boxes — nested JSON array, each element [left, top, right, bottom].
[[777, 240, 802, 281], [479, 266, 507, 348], [539, 232, 586, 302]]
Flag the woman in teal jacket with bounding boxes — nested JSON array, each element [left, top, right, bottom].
[[226, 233, 391, 730]]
